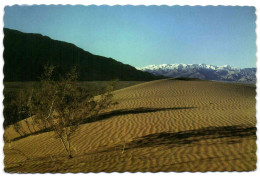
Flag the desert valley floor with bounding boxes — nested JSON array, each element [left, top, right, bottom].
[[4, 79, 256, 172]]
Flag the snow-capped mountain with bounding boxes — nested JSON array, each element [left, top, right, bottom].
[[137, 64, 256, 84]]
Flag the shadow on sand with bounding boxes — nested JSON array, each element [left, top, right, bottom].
[[10, 106, 196, 142], [82, 106, 196, 124], [109, 125, 256, 152]]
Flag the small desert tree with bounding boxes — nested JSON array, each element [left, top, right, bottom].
[[15, 65, 117, 159], [16, 89, 37, 134], [9, 91, 33, 136]]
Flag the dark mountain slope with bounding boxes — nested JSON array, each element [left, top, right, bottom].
[[4, 28, 162, 81]]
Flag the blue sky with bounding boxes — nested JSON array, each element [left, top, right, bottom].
[[4, 5, 256, 68]]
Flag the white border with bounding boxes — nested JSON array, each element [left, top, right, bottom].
[[0, 0, 259, 177]]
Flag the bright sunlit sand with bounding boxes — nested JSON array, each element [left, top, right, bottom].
[[4, 79, 256, 172]]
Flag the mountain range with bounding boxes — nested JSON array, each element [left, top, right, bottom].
[[4, 28, 255, 84], [137, 64, 256, 84], [4, 28, 163, 81]]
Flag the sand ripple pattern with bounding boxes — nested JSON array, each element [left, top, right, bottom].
[[4, 79, 256, 172]]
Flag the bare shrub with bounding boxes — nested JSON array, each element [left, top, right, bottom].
[[13, 122, 26, 137], [13, 65, 117, 158]]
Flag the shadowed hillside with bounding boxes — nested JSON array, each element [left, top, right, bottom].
[[4, 28, 164, 81]]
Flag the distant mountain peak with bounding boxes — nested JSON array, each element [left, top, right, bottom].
[[137, 63, 256, 84]]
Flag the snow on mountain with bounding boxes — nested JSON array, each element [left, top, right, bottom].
[[137, 64, 256, 84]]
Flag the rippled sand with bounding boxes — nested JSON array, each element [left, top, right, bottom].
[[4, 79, 256, 172]]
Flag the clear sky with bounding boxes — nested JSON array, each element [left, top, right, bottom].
[[4, 5, 256, 68]]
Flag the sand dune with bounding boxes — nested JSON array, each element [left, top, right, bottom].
[[4, 79, 256, 172]]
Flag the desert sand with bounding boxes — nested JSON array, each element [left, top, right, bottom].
[[4, 79, 256, 172]]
